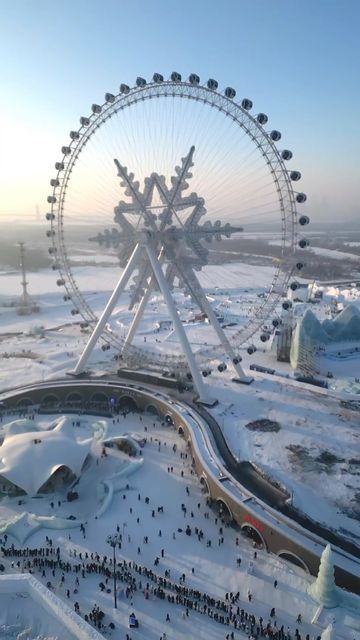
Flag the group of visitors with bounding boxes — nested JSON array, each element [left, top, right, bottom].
[[0, 413, 321, 640], [1, 539, 318, 640]]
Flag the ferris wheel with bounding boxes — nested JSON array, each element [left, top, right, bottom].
[[46, 72, 310, 403]]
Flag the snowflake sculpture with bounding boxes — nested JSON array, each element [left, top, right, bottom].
[[91, 147, 242, 306]]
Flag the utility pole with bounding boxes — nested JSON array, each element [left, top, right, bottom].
[[106, 533, 122, 609], [18, 242, 29, 308], [16, 242, 39, 315]]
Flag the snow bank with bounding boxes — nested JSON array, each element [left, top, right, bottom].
[[0, 574, 104, 639]]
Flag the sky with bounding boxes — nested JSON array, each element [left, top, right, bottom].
[[0, 0, 359, 224]]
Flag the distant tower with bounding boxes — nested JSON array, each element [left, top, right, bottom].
[[17, 242, 40, 315], [19, 242, 30, 308], [35, 203, 40, 222]]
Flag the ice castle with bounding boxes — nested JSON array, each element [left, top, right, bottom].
[[290, 304, 360, 373]]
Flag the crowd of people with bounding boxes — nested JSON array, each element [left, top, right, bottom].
[[0, 412, 326, 640], [1, 538, 321, 640]]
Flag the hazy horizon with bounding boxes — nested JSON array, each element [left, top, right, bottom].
[[1, 217, 360, 230]]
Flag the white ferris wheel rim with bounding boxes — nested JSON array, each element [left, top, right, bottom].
[[47, 76, 303, 370]]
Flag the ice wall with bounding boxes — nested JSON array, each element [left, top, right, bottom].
[[0, 575, 104, 640], [290, 304, 360, 372]]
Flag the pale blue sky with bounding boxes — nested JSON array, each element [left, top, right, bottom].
[[0, 0, 359, 222]]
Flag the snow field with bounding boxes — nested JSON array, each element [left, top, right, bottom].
[[0, 260, 360, 638], [207, 376, 360, 540], [0, 412, 358, 639]]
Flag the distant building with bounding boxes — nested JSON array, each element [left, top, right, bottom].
[[287, 283, 310, 303], [155, 319, 172, 331], [290, 304, 360, 374]]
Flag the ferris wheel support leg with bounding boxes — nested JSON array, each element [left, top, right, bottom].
[[71, 243, 142, 375], [198, 292, 253, 382], [123, 249, 165, 351], [123, 282, 153, 351], [179, 265, 253, 384], [144, 242, 214, 406]]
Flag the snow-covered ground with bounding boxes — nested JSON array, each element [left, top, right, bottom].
[[208, 375, 360, 539], [307, 247, 360, 262], [1, 261, 360, 637], [0, 573, 104, 640], [0, 264, 359, 534], [0, 411, 359, 640], [0, 262, 275, 299]]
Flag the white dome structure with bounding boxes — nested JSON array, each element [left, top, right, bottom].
[[0, 417, 91, 496]]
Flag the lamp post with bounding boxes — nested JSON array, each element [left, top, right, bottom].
[[106, 533, 121, 609]]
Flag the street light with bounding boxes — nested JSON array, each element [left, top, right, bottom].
[[106, 533, 121, 609]]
